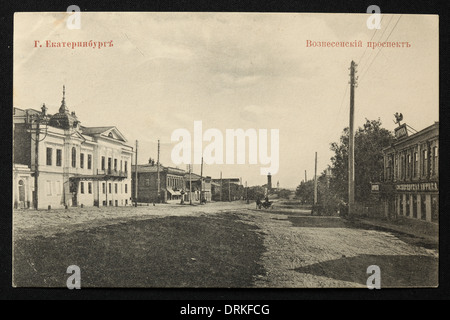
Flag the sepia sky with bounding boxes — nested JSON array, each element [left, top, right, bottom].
[[13, 13, 439, 188]]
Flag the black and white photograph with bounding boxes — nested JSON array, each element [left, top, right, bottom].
[[12, 11, 439, 290]]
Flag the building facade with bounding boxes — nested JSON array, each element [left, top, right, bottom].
[[380, 122, 439, 223], [13, 87, 133, 209], [132, 162, 212, 204], [133, 163, 185, 203]]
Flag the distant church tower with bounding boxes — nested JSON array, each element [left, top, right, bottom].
[[267, 173, 272, 191]]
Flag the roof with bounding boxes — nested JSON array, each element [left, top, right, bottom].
[[211, 178, 241, 184], [80, 126, 115, 135], [383, 121, 439, 152], [133, 164, 188, 176]]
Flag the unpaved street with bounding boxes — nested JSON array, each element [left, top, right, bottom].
[[13, 202, 438, 288]]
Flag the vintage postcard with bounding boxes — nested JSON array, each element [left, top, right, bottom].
[[13, 12, 438, 289]]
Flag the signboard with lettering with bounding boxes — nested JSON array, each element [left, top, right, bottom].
[[395, 182, 438, 192], [371, 183, 380, 193], [394, 124, 408, 139]]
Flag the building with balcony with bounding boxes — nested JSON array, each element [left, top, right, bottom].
[[13, 86, 133, 209], [380, 122, 439, 223], [132, 162, 212, 204]]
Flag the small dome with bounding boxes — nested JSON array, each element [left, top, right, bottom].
[[48, 85, 80, 130]]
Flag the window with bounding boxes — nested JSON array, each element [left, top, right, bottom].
[[108, 157, 112, 170], [432, 146, 438, 176], [80, 182, 85, 194], [87, 154, 92, 170], [125, 161, 128, 172], [101, 156, 106, 170], [46, 148, 52, 165], [407, 154, 411, 179], [422, 149, 428, 177], [125, 184, 128, 194], [102, 182, 106, 194], [114, 159, 117, 171], [80, 153, 85, 169], [115, 183, 118, 194], [71, 147, 76, 168], [400, 155, 405, 180], [109, 183, 112, 194], [56, 149, 62, 167], [88, 182, 92, 194], [413, 152, 418, 178], [421, 195, 427, 220], [431, 195, 439, 223], [56, 181, 61, 195], [412, 195, 418, 219], [46, 180, 52, 196]]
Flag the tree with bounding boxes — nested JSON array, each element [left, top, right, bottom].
[[277, 189, 292, 199], [329, 118, 394, 204], [295, 180, 314, 204], [247, 186, 266, 201]]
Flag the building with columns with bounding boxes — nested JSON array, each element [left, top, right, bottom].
[[380, 122, 439, 223], [13, 86, 133, 209]]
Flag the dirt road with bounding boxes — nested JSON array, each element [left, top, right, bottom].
[[13, 202, 438, 288]]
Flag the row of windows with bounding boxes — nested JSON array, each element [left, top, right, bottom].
[[100, 156, 128, 172], [168, 176, 184, 189], [398, 194, 438, 222], [385, 145, 438, 181], [80, 182, 128, 194], [46, 147, 92, 169], [47, 147, 129, 173]]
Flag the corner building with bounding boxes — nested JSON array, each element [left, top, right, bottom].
[[382, 122, 439, 223], [13, 87, 133, 209]]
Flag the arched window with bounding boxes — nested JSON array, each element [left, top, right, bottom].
[[72, 147, 76, 168]]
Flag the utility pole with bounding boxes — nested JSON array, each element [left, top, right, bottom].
[[134, 140, 138, 206], [348, 60, 358, 216], [228, 178, 231, 202], [305, 170, 307, 183], [200, 156, 203, 203], [220, 171, 223, 201], [314, 152, 318, 205], [246, 181, 249, 204], [189, 164, 192, 205], [33, 120, 40, 210], [157, 139, 161, 203]]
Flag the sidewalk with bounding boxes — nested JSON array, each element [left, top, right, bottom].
[[349, 215, 438, 249]]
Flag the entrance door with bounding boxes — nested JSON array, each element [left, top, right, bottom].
[[18, 180, 26, 208]]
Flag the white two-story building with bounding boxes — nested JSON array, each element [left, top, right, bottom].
[[13, 86, 134, 210]]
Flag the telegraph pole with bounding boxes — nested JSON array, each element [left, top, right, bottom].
[[157, 139, 161, 203], [348, 60, 358, 216], [134, 140, 138, 206], [33, 120, 40, 210], [189, 164, 192, 205], [200, 156, 203, 203], [220, 171, 223, 201], [314, 152, 318, 205], [305, 170, 307, 183]]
